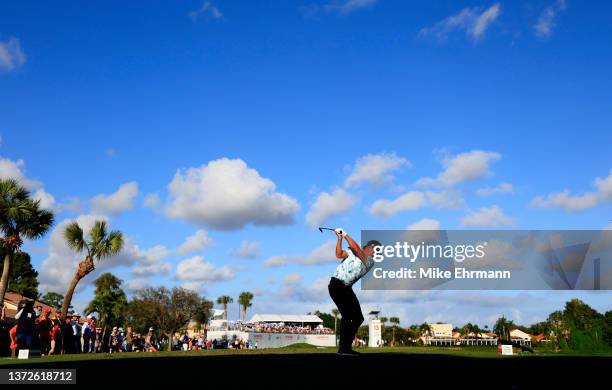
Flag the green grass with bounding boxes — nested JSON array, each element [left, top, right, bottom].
[[1, 344, 610, 366]]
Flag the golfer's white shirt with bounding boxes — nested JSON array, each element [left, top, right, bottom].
[[333, 248, 374, 287]]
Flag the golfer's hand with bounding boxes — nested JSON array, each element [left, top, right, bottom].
[[335, 228, 347, 237]]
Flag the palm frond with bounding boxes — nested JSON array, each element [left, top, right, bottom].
[[64, 222, 86, 253], [89, 220, 107, 248], [94, 230, 124, 259], [0, 179, 29, 201], [20, 202, 54, 239]]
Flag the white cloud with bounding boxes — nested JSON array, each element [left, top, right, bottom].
[[531, 170, 612, 211], [534, 0, 567, 39], [123, 278, 151, 293], [143, 192, 161, 209], [262, 239, 338, 268], [176, 229, 213, 255], [417, 150, 502, 187], [57, 197, 84, 214], [368, 190, 462, 218], [424, 189, 465, 209], [231, 240, 261, 259], [91, 181, 138, 215], [0, 156, 42, 189], [132, 262, 171, 276], [175, 256, 235, 283], [283, 273, 303, 285], [301, 239, 337, 265], [32, 189, 56, 211], [189, 1, 223, 21], [0, 156, 58, 211], [460, 205, 515, 227], [262, 255, 295, 268], [369, 191, 426, 218], [306, 188, 357, 228], [165, 158, 299, 230], [344, 153, 410, 188], [0, 37, 26, 72], [419, 3, 500, 42], [476, 182, 514, 197], [279, 277, 330, 303], [407, 218, 440, 230], [324, 0, 378, 15]]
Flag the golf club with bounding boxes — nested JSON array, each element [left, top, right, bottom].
[[318, 226, 336, 233], [319, 227, 346, 236]]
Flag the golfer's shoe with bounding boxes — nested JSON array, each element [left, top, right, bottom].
[[336, 349, 360, 357]]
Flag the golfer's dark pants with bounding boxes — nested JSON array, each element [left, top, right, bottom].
[[328, 277, 364, 352]]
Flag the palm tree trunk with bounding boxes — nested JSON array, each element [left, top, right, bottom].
[[223, 303, 227, 320], [61, 273, 81, 321], [242, 307, 246, 322], [61, 256, 95, 321], [0, 252, 12, 311]]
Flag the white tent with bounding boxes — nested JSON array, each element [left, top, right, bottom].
[[248, 314, 323, 324]]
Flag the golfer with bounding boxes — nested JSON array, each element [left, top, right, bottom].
[[329, 228, 380, 356]]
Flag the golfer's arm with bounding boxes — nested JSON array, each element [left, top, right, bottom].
[[336, 237, 348, 259], [344, 235, 366, 262]]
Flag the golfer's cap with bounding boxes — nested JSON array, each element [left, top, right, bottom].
[[113, 326, 118, 330], [365, 240, 382, 248], [149, 327, 154, 331]]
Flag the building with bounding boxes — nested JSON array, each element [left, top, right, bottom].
[[423, 323, 498, 346], [510, 329, 533, 346], [429, 323, 453, 338], [1, 292, 54, 324], [205, 313, 335, 349]]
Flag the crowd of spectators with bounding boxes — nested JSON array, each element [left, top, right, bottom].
[[237, 322, 333, 334]]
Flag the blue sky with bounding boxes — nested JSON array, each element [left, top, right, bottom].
[[1, 0, 611, 328]]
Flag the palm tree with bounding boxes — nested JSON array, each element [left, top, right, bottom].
[[420, 323, 432, 344], [61, 220, 124, 320], [389, 317, 400, 346], [0, 179, 54, 306], [494, 316, 514, 342], [84, 272, 127, 345], [472, 324, 482, 339], [332, 308, 340, 335], [238, 291, 253, 322], [379, 316, 388, 328], [216, 295, 233, 320]]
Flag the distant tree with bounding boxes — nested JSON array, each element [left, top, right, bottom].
[[357, 325, 369, 341], [494, 316, 514, 342], [389, 317, 400, 346], [563, 298, 606, 351], [379, 317, 388, 329], [216, 296, 233, 320], [128, 287, 210, 350], [311, 310, 335, 330], [5, 250, 39, 299], [238, 291, 253, 321], [85, 273, 127, 344], [193, 298, 214, 339], [332, 309, 340, 336], [604, 311, 612, 347], [40, 292, 69, 310], [419, 323, 432, 344]]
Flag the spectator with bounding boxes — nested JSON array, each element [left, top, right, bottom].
[[37, 307, 52, 355]]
